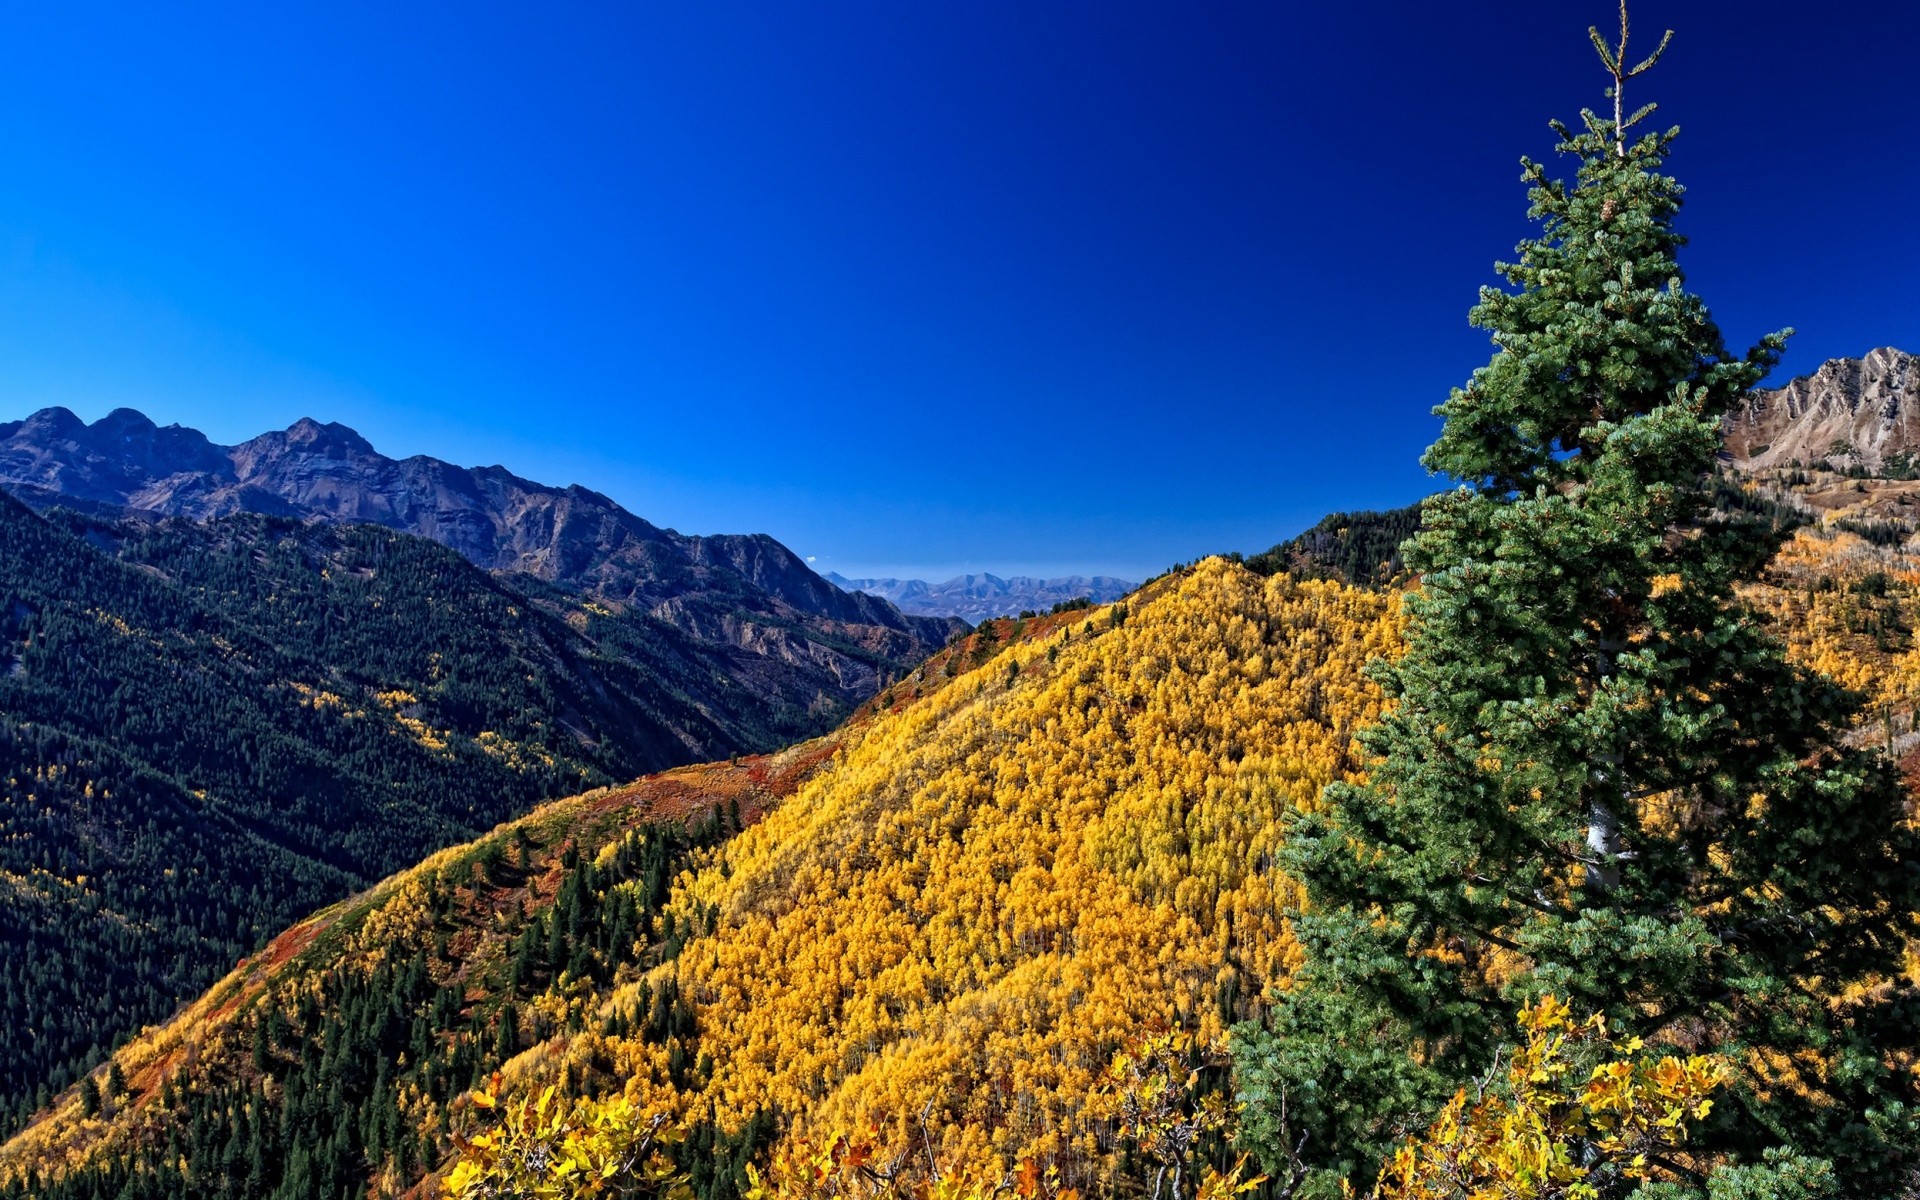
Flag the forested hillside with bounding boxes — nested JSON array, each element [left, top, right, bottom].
[[0, 562, 1401, 1197], [0, 749, 805, 1200], [614, 561, 1398, 1182], [1240, 506, 1422, 586], [0, 494, 836, 1135], [6, 491, 1918, 1198]]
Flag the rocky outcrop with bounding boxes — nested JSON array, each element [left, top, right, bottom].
[[826, 571, 1135, 622], [0, 407, 963, 712], [1724, 348, 1920, 470]]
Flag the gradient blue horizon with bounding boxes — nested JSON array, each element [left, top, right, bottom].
[[1, 2, 1914, 581]]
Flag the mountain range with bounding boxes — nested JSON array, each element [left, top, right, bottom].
[[823, 570, 1135, 621], [0, 407, 964, 713], [2, 351, 1915, 1197], [14, 437, 1908, 1197]]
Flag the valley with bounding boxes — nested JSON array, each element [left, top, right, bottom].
[[0, 417, 960, 1139], [824, 573, 1137, 623]]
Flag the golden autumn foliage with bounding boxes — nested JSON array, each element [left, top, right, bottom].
[[16, 508, 1915, 1198], [743, 1030, 1259, 1200], [1363, 998, 1728, 1200], [445, 1077, 690, 1200], [1094, 1033, 1262, 1200], [743, 1129, 1079, 1200], [1739, 526, 1920, 723], [572, 560, 1399, 1188]]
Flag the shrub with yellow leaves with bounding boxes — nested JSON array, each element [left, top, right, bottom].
[[445, 1076, 691, 1200], [743, 1029, 1265, 1200], [1098, 1031, 1261, 1200], [1362, 997, 1727, 1200], [744, 1126, 1077, 1200]]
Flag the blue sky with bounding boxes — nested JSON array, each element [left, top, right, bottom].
[[0, 2, 1914, 580]]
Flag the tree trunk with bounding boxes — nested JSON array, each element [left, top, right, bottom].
[[1586, 796, 1623, 892]]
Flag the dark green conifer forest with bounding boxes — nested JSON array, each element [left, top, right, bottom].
[[0, 494, 796, 1131], [2, 809, 765, 1200], [1241, 505, 1423, 586]]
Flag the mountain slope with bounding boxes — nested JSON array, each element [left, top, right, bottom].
[[825, 572, 1135, 622], [0, 612, 1013, 1199], [1241, 505, 1423, 586], [0, 561, 1402, 1197], [621, 562, 1398, 1184], [0, 407, 962, 713], [0, 493, 808, 1131], [10, 516, 1919, 1198]]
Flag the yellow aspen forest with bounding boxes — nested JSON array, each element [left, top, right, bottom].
[[1743, 526, 1920, 728], [558, 560, 1401, 1187]]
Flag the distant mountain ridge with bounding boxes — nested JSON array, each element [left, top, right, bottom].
[[0, 406, 962, 707], [824, 570, 1134, 621]]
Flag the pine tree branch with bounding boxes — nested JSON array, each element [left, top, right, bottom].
[[1628, 31, 1674, 79], [1465, 926, 1524, 952], [1646, 1151, 1706, 1185], [1469, 875, 1564, 918], [1526, 833, 1604, 871], [1591, 2, 1673, 156]]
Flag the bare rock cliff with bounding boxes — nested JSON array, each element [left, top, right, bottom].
[[1725, 347, 1920, 470]]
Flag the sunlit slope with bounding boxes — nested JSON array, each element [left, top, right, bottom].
[[1739, 523, 1920, 737], [580, 560, 1399, 1176]]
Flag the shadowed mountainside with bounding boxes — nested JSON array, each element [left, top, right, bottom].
[[0, 492, 818, 1129], [0, 407, 964, 710]]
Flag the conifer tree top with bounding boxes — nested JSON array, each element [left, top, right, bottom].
[[1424, 2, 1784, 498]]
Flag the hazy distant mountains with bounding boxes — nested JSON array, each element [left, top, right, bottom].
[[825, 570, 1134, 622]]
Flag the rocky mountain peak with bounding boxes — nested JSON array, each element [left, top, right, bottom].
[[277, 416, 379, 457], [1725, 347, 1920, 470], [94, 406, 158, 435], [0, 406, 231, 510], [8, 405, 86, 439]]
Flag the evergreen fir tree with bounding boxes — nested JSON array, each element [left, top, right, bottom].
[[1234, 8, 1920, 1196]]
